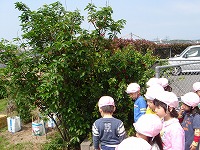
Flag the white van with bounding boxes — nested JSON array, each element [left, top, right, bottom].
[[168, 45, 200, 75]]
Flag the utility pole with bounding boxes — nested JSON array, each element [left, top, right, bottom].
[[106, 0, 110, 6], [130, 32, 133, 40]]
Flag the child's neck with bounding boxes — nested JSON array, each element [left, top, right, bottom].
[[164, 114, 173, 121], [102, 113, 113, 118]]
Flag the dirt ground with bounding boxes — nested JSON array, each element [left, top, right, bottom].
[[1, 122, 56, 150]]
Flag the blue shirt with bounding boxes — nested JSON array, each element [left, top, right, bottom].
[[134, 96, 147, 122], [181, 113, 200, 150], [92, 117, 126, 149]]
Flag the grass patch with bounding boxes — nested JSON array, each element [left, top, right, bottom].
[[0, 135, 10, 149], [42, 132, 66, 150], [0, 98, 7, 113], [0, 136, 34, 150], [0, 126, 7, 132], [7, 142, 35, 150]]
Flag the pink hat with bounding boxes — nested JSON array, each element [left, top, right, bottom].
[[159, 78, 169, 88], [133, 114, 163, 137], [193, 82, 200, 92], [126, 83, 140, 94], [155, 91, 179, 108], [98, 96, 115, 108], [145, 84, 164, 100], [146, 78, 160, 87], [116, 137, 151, 150], [181, 92, 200, 107]]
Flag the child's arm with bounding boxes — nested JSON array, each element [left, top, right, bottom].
[[92, 123, 100, 150], [178, 110, 184, 123], [138, 99, 147, 118], [190, 128, 200, 150], [118, 122, 126, 142]]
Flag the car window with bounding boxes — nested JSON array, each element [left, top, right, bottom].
[[186, 47, 200, 57]]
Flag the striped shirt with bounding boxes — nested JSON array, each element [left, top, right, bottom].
[[92, 117, 126, 149], [134, 96, 147, 122]]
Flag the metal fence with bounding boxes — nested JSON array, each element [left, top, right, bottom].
[[155, 60, 200, 97]]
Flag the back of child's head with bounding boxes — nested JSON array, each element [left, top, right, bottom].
[[116, 137, 151, 150], [98, 96, 115, 113], [133, 114, 163, 150], [133, 114, 162, 137], [154, 91, 179, 118]]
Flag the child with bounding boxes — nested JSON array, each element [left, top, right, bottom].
[[134, 114, 164, 150], [193, 82, 200, 109], [154, 91, 185, 150], [180, 92, 200, 150], [146, 77, 160, 87], [179, 81, 200, 122], [116, 137, 152, 150], [159, 77, 172, 92], [126, 83, 147, 122], [92, 96, 126, 150], [145, 84, 164, 114], [117, 114, 163, 150], [193, 82, 200, 97]]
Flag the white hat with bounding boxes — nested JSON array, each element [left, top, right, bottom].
[[133, 114, 163, 137], [116, 137, 151, 150], [146, 78, 160, 87], [98, 96, 115, 108], [155, 91, 179, 108], [126, 83, 140, 94], [181, 92, 200, 107], [159, 78, 169, 88], [193, 82, 200, 92], [145, 84, 164, 100]]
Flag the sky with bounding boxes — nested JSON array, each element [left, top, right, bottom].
[[1, 0, 200, 42]]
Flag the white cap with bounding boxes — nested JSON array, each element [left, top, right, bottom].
[[116, 137, 151, 150], [126, 83, 140, 94], [193, 82, 200, 92], [98, 96, 115, 108], [181, 92, 200, 107], [159, 78, 169, 88], [155, 91, 179, 108], [145, 84, 164, 100], [133, 114, 163, 137], [146, 78, 160, 87]]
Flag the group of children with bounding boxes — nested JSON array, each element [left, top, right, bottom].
[[92, 78, 200, 150]]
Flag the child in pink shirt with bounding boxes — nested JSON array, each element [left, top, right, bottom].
[[154, 91, 185, 150]]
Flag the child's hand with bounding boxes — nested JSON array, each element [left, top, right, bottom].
[[189, 144, 196, 150], [178, 109, 183, 118]]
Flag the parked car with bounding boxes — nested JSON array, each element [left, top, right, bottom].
[[168, 45, 200, 75]]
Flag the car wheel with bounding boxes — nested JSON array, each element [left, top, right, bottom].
[[172, 66, 182, 76]]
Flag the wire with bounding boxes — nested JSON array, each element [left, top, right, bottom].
[[121, 33, 144, 39]]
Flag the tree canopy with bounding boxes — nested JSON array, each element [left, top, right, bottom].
[[0, 1, 157, 149]]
